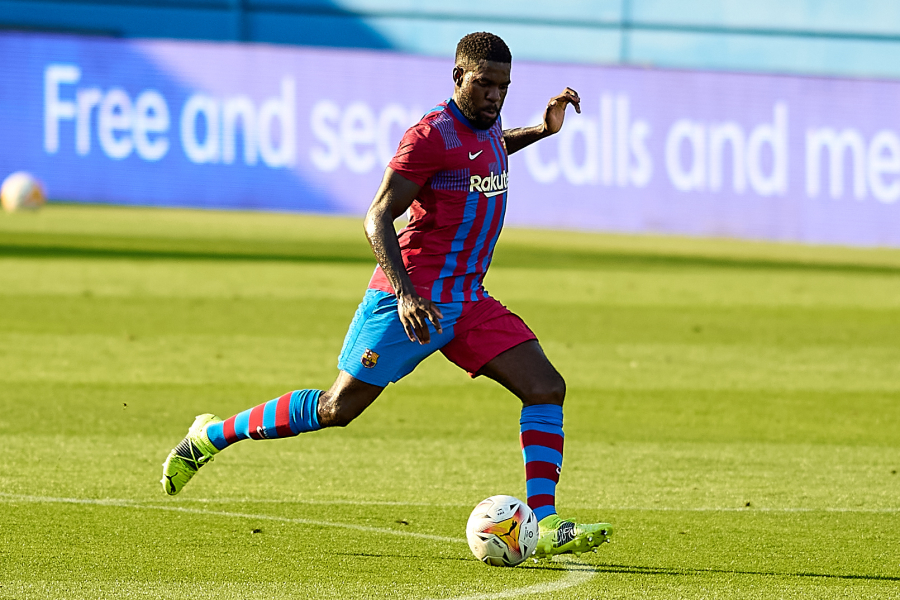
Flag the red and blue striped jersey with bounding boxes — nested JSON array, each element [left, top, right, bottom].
[[368, 99, 509, 303]]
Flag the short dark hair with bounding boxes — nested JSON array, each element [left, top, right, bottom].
[[455, 32, 511, 66]]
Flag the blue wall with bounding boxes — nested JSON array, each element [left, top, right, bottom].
[[2, 1, 900, 78]]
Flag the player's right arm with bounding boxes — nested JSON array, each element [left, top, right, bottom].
[[364, 168, 444, 345]]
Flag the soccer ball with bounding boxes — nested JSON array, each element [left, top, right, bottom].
[[465, 495, 539, 567], [1, 171, 46, 212]]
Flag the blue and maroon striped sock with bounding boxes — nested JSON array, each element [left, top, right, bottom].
[[205, 389, 322, 451], [520, 403, 564, 522]]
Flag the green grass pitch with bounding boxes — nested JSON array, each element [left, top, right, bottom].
[[1, 204, 899, 599]]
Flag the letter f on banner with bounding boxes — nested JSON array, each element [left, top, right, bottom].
[[45, 64, 81, 153]]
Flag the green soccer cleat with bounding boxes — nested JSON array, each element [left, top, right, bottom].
[[160, 413, 222, 496], [533, 515, 613, 559]]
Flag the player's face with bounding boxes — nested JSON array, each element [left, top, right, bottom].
[[454, 60, 511, 129]]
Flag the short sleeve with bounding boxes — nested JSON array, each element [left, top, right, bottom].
[[388, 123, 445, 187]]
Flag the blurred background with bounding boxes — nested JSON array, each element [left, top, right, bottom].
[[3, 0, 900, 245], [4, 0, 900, 77]]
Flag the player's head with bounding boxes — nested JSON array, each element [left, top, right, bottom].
[[453, 32, 512, 130]]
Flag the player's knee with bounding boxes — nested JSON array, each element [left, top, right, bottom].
[[316, 392, 361, 428], [523, 372, 566, 406], [317, 404, 357, 428], [317, 376, 383, 428]]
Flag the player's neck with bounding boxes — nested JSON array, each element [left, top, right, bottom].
[[448, 98, 487, 131]]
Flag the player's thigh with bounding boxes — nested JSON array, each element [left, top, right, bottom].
[[440, 296, 539, 381], [477, 340, 566, 406], [337, 289, 458, 386]]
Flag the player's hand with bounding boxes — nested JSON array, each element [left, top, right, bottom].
[[397, 292, 443, 345], [542, 87, 581, 136]]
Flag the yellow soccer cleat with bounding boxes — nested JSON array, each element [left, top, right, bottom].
[[160, 413, 221, 496], [533, 515, 613, 559]]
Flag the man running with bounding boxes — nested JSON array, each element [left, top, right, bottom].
[[162, 31, 612, 560]]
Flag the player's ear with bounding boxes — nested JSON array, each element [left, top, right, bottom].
[[452, 65, 465, 87]]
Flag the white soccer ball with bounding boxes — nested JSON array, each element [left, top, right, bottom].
[[1, 171, 46, 212], [466, 495, 539, 567]]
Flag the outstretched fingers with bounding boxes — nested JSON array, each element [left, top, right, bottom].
[[543, 87, 581, 135], [553, 87, 581, 114], [398, 295, 443, 345], [403, 312, 429, 344]]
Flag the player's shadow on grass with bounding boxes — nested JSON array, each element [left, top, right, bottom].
[[333, 551, 604, 573], [596, 563, 900, 582]]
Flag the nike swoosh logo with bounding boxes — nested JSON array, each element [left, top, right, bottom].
[[468, 150, 483, 160], [484, 189, 507, 198]]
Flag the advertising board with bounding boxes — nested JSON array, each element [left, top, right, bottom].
[[3, 31, 900, 245]]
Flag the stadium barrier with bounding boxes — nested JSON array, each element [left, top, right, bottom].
[[3, 31, 900, 246]]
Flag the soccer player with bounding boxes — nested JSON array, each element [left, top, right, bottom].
[[162, 31, 612, 559]]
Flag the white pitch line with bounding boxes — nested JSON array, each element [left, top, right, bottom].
[[0, 492, 460, 543], [0, 492, 600, 600], [178, 496, 468, 507], [426, 556, 598, 600], [0, 493, 138, 508]]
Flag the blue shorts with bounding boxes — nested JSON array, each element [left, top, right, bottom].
[[337, 289, 536, 387]]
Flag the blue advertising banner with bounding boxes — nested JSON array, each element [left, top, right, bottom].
[[3, 31, 900, 246]]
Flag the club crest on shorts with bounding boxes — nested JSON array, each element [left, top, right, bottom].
[[361, 349, 379, 368]]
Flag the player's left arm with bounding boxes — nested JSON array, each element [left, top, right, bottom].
[[503, 87, 581, 155]]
